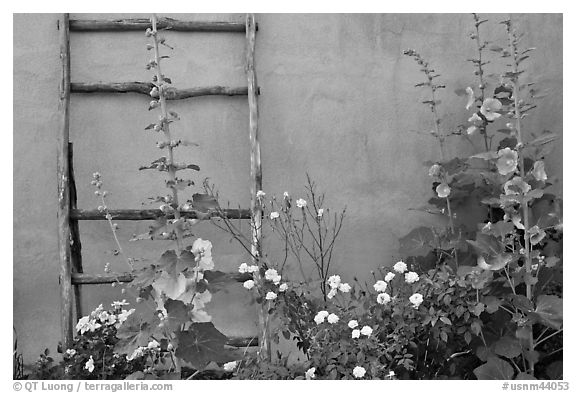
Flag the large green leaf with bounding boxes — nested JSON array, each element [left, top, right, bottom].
[[115, 313, 155, 355], [191, 193, 220, 212], [492, 336, 522, 359], [399, 226, 435, 257], [175, 323, 234, 370], [473, 357, 514, 380], [533, 295, 563, 330], [164, 299, 191, 331]]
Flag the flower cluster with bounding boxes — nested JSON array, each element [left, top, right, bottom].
[[326, 275, 351, 299], [75, 303, 135, 335]]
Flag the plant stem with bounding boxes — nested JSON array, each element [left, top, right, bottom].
[[505, 17, 534, 375], [472, 13, 491, 152], [151, 14, 184, 253]]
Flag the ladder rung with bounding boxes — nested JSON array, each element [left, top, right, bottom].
[[71, 271, 253, 285], [226, 336, 258, 347], [71, 82, 255, 99], [69, 18, 247, 33], [71, 208, 251, 221]]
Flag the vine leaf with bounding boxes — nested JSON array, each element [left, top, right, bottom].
[[492, 336, 522, 359], [164, 299, 191, 331], [175, 323, 236, 370]]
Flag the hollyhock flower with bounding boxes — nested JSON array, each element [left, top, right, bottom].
[[279, 283, 288, 292], [465, 86, 475, 110], [480, 98, 502, 121], [338, 283, 351, 293], [352, 366, 366, 378], [111, 300, 129, 309], [360, 326, 373, 337], [504, 176, 531, 196], [351, 329, 361, 339], [283, 191, 290, 199], [147, 340, 160, 350], [384, 272, 395, 282], [317, 208, 324, 218], [296, 198, 307, 208], [393, 261, 408, 273], [65, 349, 76, 357], [247, 265, 259, 273], [348, 320, 359, 329], [532, 161, 548, 181], [496, 148, 518, 175], [265, 292, 277, 301], [373, 280, 388, 293], [377, 292, 391, 305], [305, 367, 316, 380], [270, 211, 280, 220], [428, 163, 441, 178], [327, 288, 338, 299], [436, 183, 451, 198], [314, 310, 329, 325], [409, 293, 424, 309], [238, 263, 249, 273], [223, 361, 237, 372], [404, 271, 420, 284], [192, 238, 214, 270], [468, 112, 483, 124], [256, 190, 266, 199], [243, 280, 255, 290], [327, 313, 339, 324], [272, 275, 282, 285]]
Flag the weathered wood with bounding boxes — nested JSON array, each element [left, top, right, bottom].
[[70, 18, 247, 32], [71, 82, 252, 99], [226, 336, 259, 347], [68, 144, 84, 321], [71, 271, 252, 285], [71, 208, 251, 221], [245, 13, 269, 361], [57, 13, 73, 349]]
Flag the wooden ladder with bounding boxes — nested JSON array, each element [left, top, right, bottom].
[[56, 13, 263, 353]]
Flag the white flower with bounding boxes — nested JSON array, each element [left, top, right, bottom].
[[85, 356, 95, 373], [352, 366, 366, 378], [147, 340, 160, 350], [327, 288, 338, 299], [436, 183, 451, 198], [317, 208, 324, 218], [296, 198, 307, 208], [480, 98, 502, 121], [192, 238, 214, 270], [272, 275, 282, 285], [387, 370, 396, 379], [428, 163, 441, 177], [465, 86, 475, 110], [327, 275, 342, 289], [283, 191, 290, 199], [393, 261, 408, 273], [377, 292, 391, 305], [279, 283, 288, 292], [270, 211, 280, 220], [223, 361, 237, 372], [404, 272, 420, 284], [247, 265, 259, 273], [127, 347, 145, 361], [409, 293, 424, 309], [314, 310, 329, 325], [264, 268, 279, 281], [305, 367, 316, 380], [115, 309, 135, 327], [348, 320, 359, 329], [373, 280, 388, 293], [338, 283, 351, 293], [384, 272, 395, 282], [360, 326, 373, 337], [65, 349, 76, 357], [265, 292, 277, 301], [327, 313, 339, 324], [256, 190, 266, 199], [243, 280, 255, 290], [238, 263, 249, 273], [351, 329, 361, 339], [532, 160, 548, 181], [75, 316, 101, 335], [111, 299, 129, 309]]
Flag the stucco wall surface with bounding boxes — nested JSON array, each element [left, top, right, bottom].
[[13, 13, 562, 363]]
